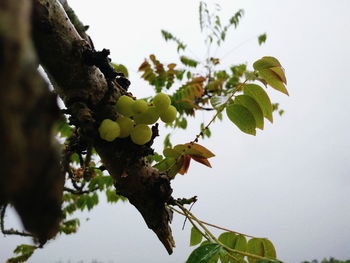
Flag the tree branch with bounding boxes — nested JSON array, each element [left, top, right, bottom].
[[31, 0, 175, 253]]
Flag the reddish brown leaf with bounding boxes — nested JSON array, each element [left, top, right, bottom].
[[138, 60, 150, 71], [149, 54, 156, 62], [189, 76, 206, 84], [179, 154, 191, 175], [191, 156, 212, 168], [167, 63, 177, 70], [183, 143, 215, 158]]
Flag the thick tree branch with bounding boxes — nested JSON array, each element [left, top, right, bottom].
[[31, 0, 175, 253]]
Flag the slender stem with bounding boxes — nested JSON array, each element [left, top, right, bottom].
[[169, 206, 258, 239], [0, 204, 33, 237], [63, 186, 98, 195], [226, 252, 241, 263], [190, 79, 248, 144], [175, 202, 217, 241], [178, 205, 211, 241]]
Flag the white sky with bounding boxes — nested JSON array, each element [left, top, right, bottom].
[[1, 0, 350, 262]]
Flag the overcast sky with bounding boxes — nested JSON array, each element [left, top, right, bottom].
[[1, 0, 350, 262]]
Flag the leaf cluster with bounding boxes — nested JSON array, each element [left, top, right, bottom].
[[188, 228, 280, 263]]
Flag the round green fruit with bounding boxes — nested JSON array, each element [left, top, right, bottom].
[[160, 105, 177, 123], [115, 95, 134, 117], [132, 99, 148, 115], [133, 106, 159, 125], [130, 124, 152, 145], [116, 116, 134, 138], [153, 93, 171, 112], [98, 119, 120, 142]]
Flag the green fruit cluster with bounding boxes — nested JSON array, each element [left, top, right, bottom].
[[99, 93, 177, 145]]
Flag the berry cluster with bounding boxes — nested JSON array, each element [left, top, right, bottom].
[[98, 93, 177, 145]]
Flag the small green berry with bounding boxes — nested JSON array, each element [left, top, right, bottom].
[[130, 124, 152, 145], [132, 99, 148, 115], [98, 119, 120, 142], [133, 106, 159, 125], [116, 116, 134, 138], [159, 105, 177, 123], [116, 95, 134, 117], [153, 93, 171, 112]]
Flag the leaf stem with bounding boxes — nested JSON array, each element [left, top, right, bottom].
[[178, 204, 211, 241], [173, 202, 276, 261], [190, 79, 248, 144], [169, 206, 258, 239]]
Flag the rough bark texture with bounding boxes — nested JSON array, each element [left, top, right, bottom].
[[0, 0, 64, 243], [31, 0, 175, 253]]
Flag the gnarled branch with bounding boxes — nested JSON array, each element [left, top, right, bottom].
[[31, 0, 175, 253]]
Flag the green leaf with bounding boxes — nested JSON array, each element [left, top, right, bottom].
[[111, 63, 129, 78], [173, 143, 215, 158], [153, 157, 183, 178], [56, 118, 73, 138], [258, 69, 288, 95], [269, 67, 287, 84], [235, 235, 248, 252], [70, 153, 80, 164], [161, 30, 186, 52], [153, 157, 176, 172], [106, 189, 120, 203], [234, 235, 248, 260], [261, 239, 277, 259], [258, 34, 267, 45], [210, 95, 230, 110], [186, 243, 221, 263], [253, 57, 281, 70], [247, 238, 264, 263], [180, 56, 199, 67], [226, 104, 256, 135], [243, 84, 273, 123], [164, 133, 172, 149], [76, 195, 87, 210], [59, 219, 80, 234], [253, 57, 288, 95], [163, 148, 181, 158], [200, 123, 211, 139], [7, 244, 37, 263], [234, 95, 264, 130], [229, 9, 245, 28], [190, 226, 203, 246], [218, 232, 237, 248]]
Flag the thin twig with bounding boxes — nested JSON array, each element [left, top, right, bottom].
[[181, 200, 196, 230], [190, 79, 248, 144], [63, 187, 98, 195], [0, 204, 33, 237], [169, 206, 258, 239], [177, 204, 211, 241]]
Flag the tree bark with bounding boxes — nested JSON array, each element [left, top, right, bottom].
[[31, 0, 175, 253]]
